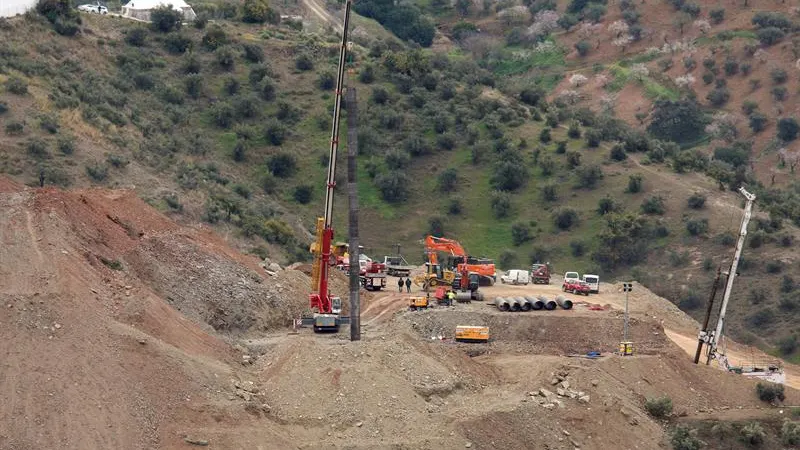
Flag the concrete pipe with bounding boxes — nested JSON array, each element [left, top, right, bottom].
[[555, 295, 573, 310], [509, 297, 523, 312], [537, 295, 557, 311], [524, 295, 544, 310], [455, 292, 473, 303], [494, 297, 510, 312], [516, 297, 532, 311]]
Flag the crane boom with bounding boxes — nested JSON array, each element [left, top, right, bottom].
[[309, 0, 352, 328]]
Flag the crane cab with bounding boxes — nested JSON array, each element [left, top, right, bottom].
[[313, 296, 342, 333]]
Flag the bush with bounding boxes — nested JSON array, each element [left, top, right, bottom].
[[610, 144, 627, 161], [193, 14, 208, 29], [150, 6, 182, 32], [498, 249, 517, 270], [295, 53, 314, 71], [757, 382, 786, 403], [670, 427, 702, 450], [0, 101, 7, 115], [447, 198, 462, 215], [576, 165, 603, 189], [781, 275, 795, 293], [779, 335, 798, 355], [264, 121, 287, 145], [586, 129, 601, 147], [778, 117, 799, 141], [242, 43, 264, 63], [641, 196, 665, 215], [597, 196, 619, 215], [318, 71, 335, 90], [542, 183, 557, 202], [211, 102, 234, 128], [202, 26, 228, 50], [293, 184, 313, 204], [511, 222, 532, 246], [267, 152, 296, 178], [437, 168, 458, 192], [627, 174, 643, 193], [5, 121, 24, 135], [779, 234, 793, 247], [428, 216, 445, 236], [709, 7, 724, 24], [575, 40, 591, 57], [739, 422, 766, 446], [645, 396, 673, 418], [772, 86, 787, 102], [5, 76, 28, 95], [567, 122, 581, 139], [371, 87, 389, 104], [706, 86, 730, 107], [553, 208, 579, 230], [86, 162, 109, 182], [491, 191, 511, 218], [106, 154, 129, 168], [766, 260, 782, 274], [757, 27, 785, 46], [749, 113, 767, 133], [241, 0, 278, 23], [782, 420, 800, 446], [771, 68, 788, 84], [125, 28, 147, 47], [724, 57, 739, 76], [39, 113, 59, 134], [555, 141, 567, 154], [184, 74, 203, 99], [539, 128, 551, 143], [215, 46, 236, 70], [57, 136, 75, 155], [569, 240, 586, 257], [26, 138, 49, 159], [687, 192, 706, 209], [375, 171, 410, 203], [685, 218, 708, 236], [164, 32, 192, 53], [491, 161, 528, 191]]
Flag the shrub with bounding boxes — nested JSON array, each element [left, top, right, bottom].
[[125, 28, 147, 46], [57, 136, 75, 155], [437, 168, 458, 192], [358, 64, 375, 84], [511, 222, 532, 246], [211, 102, 234, 128], [772, 86, 787, 102], [371, 87, 389, 104], [539, 128, 551, 143], [687, 192, 706, 209], [586, 129, 601, 147], [242, 43, 264, 64], [295, 53, 314, 71], [709, 7, 724, 24], [264, 121, 287, 145], [778, 117, 799, 141], [215, 46, 236, 70], [724, 57, 739, 76], [193, 14, 208, 29], [781, 275, 795, 293], [150, 6, 182, 32], [293, 184, 313, 204], [779, 335, 798, 355], [685, 218, 708, 236], [159, 85, 184, 105], [267, 152, 296, 178], [749, 113, 767, 133], [757, 27, 785, 46], [555, 141, 567, 154], [575, 40, 591, 57], [757, 382, 786, 403], [318, 71, 335, 90], [241, 0, 278, 23], [645, 396, 672, 418], [491, 191, 511, 218], [576, 165, 603, 189], [627, 174, 643, 193], [641, 195, 665, 215], [374, 171, 410, 203], [597, 196, 619, 215], [202, 26, 228, 50], [670, 427, 702, 450], [232, 184, 251, 199], [491, 161, 528, 191], [5, 76, 28, 95], [5, 121, 24, 135], [184, 74, 203, 99], [739, 422, 766, 446], [766, 260, 782, 274], [610, 144, 627, 161], [0, 101, 7, 115], [498, 249, 517, 270], [538, 183, 557, 202], [164, 32, 192, 53], [779, 234, 793, 247], [106, 154, 129, 168], [86, 162, 109, 182], [567, 122, 581, 139], [782, 420, 800, 446], [447, 198, 462, 215], [26, 138, 49, 159], [553, 208, 579, 231], [706, 86, 730, 107], [39, 113, 59, 134], [771, 68, 788, 84], [100, 257, 123, 271]]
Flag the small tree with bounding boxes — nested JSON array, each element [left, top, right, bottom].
[[511, 222, 532, 246], [491, 191, 512, 218], [293, 185, 313, 204], [709, 8, 725, 24], [241, 0, 278, 24], [437, 168, 458, 192], [627, 174, 643, 193], [575, 40, 591, 57], [539, 128, 552, 143], [641, 195, 665, 215], [553, 208, 579, 230], [687, 192, 706, 209], [778, 117, 799, 141], [756, 382, 786, 402], [670, 426, 703, 450], [686, 218, 709, 236], [740, 422, 766, 446], [150, 5, 182, 33], [295, 53, 314, 71]]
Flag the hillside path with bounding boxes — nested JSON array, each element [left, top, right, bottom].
[[301, 0, 343, 33]]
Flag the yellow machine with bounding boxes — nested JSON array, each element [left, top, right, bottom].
[[455, 326, 489, 343], [408, 296, 429, 310], [413, 263, 456, 291]]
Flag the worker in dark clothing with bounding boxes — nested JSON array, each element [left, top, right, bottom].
[[398, 277, 404, 293], [405, 277, 412, 293], [38, 169, 45, 187]]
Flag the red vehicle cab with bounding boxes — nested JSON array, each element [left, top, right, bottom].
[[562, 280, 591, 296]]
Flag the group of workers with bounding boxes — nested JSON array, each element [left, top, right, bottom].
[[397, 277, 412, 293]]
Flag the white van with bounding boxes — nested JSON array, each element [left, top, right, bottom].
[[582, 274, 600, 293], [501, 270, 530, 285], [564, 271, 580, 283]]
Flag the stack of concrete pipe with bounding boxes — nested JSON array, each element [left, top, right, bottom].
[[493, 295, 571, 312]]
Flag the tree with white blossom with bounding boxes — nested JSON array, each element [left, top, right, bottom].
[[528, 10, 560, 38], [630, 63, 649, 81], [594, 74, 610, 88], [613, 35, 633, 53], [779, 147, 800, 173], [609, 20, 629, 37], [694, 19, 711, 34], [569, 74, 588, 87], [705, 112, 739, 143]]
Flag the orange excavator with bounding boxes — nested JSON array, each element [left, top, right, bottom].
[[424, 236, 496, 286]]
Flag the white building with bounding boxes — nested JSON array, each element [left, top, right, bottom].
[[121, 0, 195, 22], [0, 0, 36, 17]]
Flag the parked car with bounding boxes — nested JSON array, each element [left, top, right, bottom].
[[564, 271, 580, 284], [78, 3, 108, 13], [582, 274, 600, 293], [500, 269, 530, 285], [562, 280, 591, 296]]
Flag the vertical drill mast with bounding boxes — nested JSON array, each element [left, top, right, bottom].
[[309, 0, 352, 316]]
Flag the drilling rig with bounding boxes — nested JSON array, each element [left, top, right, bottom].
[[308, 0, 352, 333]]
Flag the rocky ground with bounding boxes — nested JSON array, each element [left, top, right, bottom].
[[0, 178, 798, 450]]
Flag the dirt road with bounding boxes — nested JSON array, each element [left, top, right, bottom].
[[301, 0, 342, 33]]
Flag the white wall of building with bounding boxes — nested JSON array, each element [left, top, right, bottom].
[[0, 0, 36, 17]]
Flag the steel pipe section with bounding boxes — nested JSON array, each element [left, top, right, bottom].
[[537, 295, 557, 311], [524, 296, 544, 310], [494, 297, 511, 312], [515, 297, 531, 311], [555, 295, 573, 310]]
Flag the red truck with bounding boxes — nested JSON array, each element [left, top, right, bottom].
[[530, 264, 550, 284], [360, 261, 387, 291], [562, 280, 591, 296]]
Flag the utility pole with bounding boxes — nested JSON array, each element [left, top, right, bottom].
[[706, 187, 756, 365], [346, 86, 360, 342], [694, 267, 722, 364]]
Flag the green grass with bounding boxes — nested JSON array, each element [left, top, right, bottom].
[[618, 52, 661, 68], [491, 46, 566, 76], [643, 79, 680, 101], [606, 65, 630, 92]]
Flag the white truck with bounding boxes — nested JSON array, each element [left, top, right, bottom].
[[582, 274, 600, 293], [564, 271, 580, 284], [500, 269, 530, 285]]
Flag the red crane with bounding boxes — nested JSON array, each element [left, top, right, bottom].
[[308, 0, 353, 333]]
